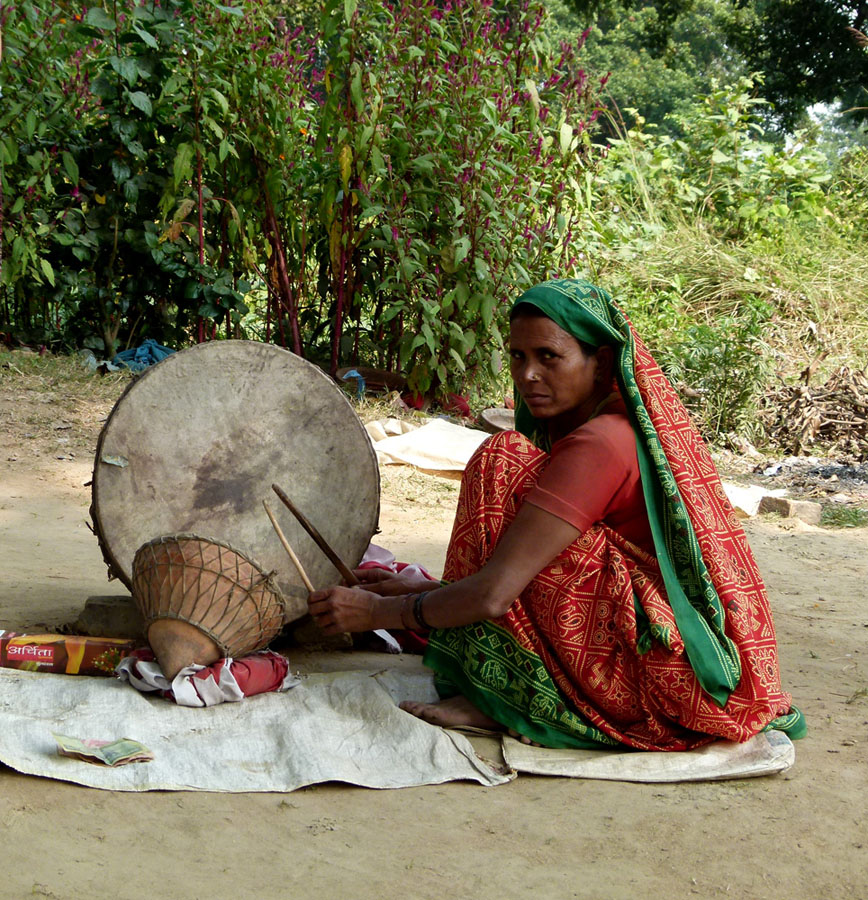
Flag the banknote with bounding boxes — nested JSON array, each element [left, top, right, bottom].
[[52, 733, 154, 766]]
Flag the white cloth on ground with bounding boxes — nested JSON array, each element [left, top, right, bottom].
[[0, 664, 510, 792]]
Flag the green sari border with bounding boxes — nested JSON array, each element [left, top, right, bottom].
[[424, 621, 807, 746], [423, 622, 621, 750]]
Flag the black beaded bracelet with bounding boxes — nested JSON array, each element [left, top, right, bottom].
[[413, 591, 432, 631]]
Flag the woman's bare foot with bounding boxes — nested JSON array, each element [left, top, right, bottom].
[[507, 728, 543, 747], [400, 695, 546, 746], [399, 695, 501, 731]]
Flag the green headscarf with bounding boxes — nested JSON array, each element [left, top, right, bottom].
[[511, 279, 626, 450], [510, 278, 743, 708]]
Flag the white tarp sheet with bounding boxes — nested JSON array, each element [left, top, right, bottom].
[[501, 730, 794, 782], [0, 664, 794, 791], [0, 667, 509, 792]]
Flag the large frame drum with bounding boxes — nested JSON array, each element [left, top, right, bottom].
[[90, 340, 380, 622]]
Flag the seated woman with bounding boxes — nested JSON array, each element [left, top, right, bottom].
[[308, 278, 804, 751]]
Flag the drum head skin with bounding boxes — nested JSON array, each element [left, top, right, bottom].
[[90, 341, 380, 623]]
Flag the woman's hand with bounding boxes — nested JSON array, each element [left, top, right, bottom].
[[308, 585, 381, 635], [352, 567, 436, 596]]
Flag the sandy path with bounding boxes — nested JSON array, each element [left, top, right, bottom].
[[1, 362, 867, 899]]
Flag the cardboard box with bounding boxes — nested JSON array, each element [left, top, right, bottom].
[[0, 631, 137, 676]]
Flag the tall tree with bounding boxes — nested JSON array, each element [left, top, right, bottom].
[[565, 0, 868, 131], [549, 0, 743, 135], [729, 0, 868, 131]]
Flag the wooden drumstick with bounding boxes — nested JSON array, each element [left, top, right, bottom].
[[272, 483, 360, 586], [270, 489, 403, 654], [262, 499, 315, 593]]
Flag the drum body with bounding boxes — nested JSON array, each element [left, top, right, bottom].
[[132, 534, 285, 659], [90, 341, 380, 622]]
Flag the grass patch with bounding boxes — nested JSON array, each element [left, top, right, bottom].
[[820, 505, 868, 528], [0, 349, 131, 405]]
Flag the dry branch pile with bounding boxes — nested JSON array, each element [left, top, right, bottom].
[[758, 367, 868, 458]]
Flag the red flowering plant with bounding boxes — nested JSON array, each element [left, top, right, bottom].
[[313, 0, 604, 399], [2, 0, 605, 389]]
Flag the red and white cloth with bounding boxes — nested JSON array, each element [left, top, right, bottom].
[[116, 649, 299, 708], [359, 544, 439, 654], [359, 543, 436, 585]]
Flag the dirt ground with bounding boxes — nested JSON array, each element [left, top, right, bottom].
[[1, 351, 867, 900]]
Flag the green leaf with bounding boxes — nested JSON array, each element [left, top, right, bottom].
[[162, 73, 186, 98], [85, 7, 116, 29], [214, 4, 244, 16], [490, 349, 502, 376], [380, 303, 404, 324], [339, 144, 352, 191], [109, 55, 139, 85], [357, 124, 375, 153], [559, 122, 573, 157], [111, 159, 131, 184], [358, 204, 385, 221], [173, 143, 195, 189], [524, 78, 540, 113], [370, 146, 386, 175], [711, 149, 732, 164], [480, 294, 495, 329], [344, 0, 357, 22], [421, 322, 435, 350], [25, 110, 37, 140], [62, 152, 79, 184], [128, 91, 153, 116], [412, 154, 436, 173], [209, 88, 230, 116], [204, 116, 224, 139], [453, 236, 471, 266], [133, 25, 158, 48], [454, 281, 469, 310], [351, 67, 363, 114], [0, 137, 17, 166], [40, 259, 55, 287]]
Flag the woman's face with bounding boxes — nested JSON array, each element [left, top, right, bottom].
[[509, 313, 609, 436]]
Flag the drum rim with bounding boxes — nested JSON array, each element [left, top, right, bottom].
[[132, 532, 282, 588], [89, 339, 381, 592]]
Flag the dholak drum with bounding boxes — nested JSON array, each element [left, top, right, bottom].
[[90, 340, 380, 623], [131, 534, 286, 679]]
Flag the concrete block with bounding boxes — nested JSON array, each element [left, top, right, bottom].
[[757, 495, 823, 526], [70, 595, 145, 640]]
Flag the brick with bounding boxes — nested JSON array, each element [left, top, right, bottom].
[[757, 495, 823, 526]]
